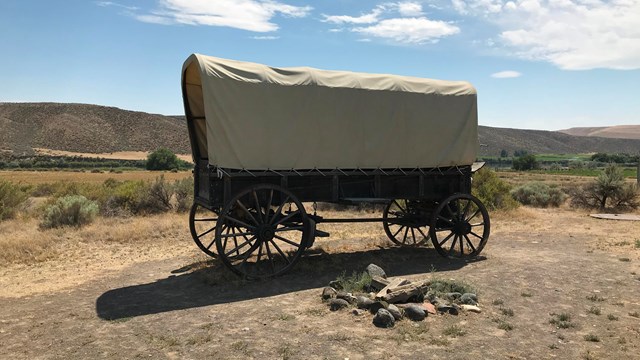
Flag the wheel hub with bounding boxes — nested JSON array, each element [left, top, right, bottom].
[[257, 224, 275, 243], [453, 221, 472, 235]]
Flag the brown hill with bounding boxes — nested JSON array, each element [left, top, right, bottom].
[[478, 126, 640, 156], [0, 102, 189, 155], [2, 102, 640, 158], [559, 125, 640, 140]]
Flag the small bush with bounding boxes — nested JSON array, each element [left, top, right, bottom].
[[511, 182, 567, 207], [173, 178, 193, 213], [334, 271, 372, 293], [0, 179, 29, 220], [40, 195, 98, 229], [146, 148, 187, 171], [570, 164, 639, 210], [512, 154, 539, 171], [472, 168, 519, 211]]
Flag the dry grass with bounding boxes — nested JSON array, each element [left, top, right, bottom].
[[0, 170, 191, 184], [0, 213, 187, 265], [34, 148, 192, 162]]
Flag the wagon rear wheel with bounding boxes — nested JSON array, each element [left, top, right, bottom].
[[429, 194, 490, 258], [382, 200, 430, 246], [189, 203, 220, 258], [215, 184, 311, 279]]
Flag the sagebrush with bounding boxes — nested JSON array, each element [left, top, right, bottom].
[[40, 195, 99, 228], [570, 164, 638, 210], [472, 168, 518, 211], [0, 179, 29, 220], [511, 182, 567, 207]]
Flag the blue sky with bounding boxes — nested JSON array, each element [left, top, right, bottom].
[[0, 0, 639, 131]]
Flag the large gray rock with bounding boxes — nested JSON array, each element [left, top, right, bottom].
[[387, 304, 403, 320], [403, 304, 426, 321], [366, 263, 387, 279], [368, 301, 389, 314], [336, 291, 357, 304], [356, 296, 375, 310], [436, 304, 459, 315], [444, 292, 462, 301], [459, 293, 478, 305], [373, 309, 395, 328], [329, 298, 349, 311], [328, 280, 343, 290], [322, 287, 337, 301]]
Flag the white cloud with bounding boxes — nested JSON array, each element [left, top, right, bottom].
[[324, 2, 458, 44], [322, 8, 382, 24], [251, 35, 280, 40], [134, 0, 312, 32], [491, 70, 522, 78], [397, 2, 424, 16], [452, 0, 640, 70], [96, 1, 138, 11], [353, 17, 460, 44]]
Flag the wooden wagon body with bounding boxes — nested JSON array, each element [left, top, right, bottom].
[[182, 54, 489, 279]]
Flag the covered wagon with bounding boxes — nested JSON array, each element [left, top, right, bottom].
[[182, 53, 489, 279]]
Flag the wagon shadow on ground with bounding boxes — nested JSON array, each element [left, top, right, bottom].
[[96, 245, 485, 320]]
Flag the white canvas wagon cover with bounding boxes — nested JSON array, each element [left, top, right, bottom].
[[182, 53, 478, 170]]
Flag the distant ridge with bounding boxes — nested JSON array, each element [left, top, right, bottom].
[[559, 125, 640, 140], [0, 102, 189, 155], [2, 102, 640, 158]]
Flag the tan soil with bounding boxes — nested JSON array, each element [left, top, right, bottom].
[[0, 170, 191, 184], [33, 148, 192, 162], [1, 208, 639, 359]]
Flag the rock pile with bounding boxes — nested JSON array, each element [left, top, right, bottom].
[[321, 263, 481, 328]]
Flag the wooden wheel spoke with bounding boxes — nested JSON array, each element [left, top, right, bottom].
[[469, 231, 483, 240], [205, 237, 216, 250], [221, 214, 256, 230], [402, 226, 409, 244], [269, 239, 291, 264], [265, 189, 274, 223], [274, 210, 300, 226], [270, 195, 291, 225], [438, 231, 455, 247], [465, 208, 481, 223], [265, 241, 276, 272], [448, 235, 458, 256], [462, 199, 472, 219], [274, 234, 301, 248], [437, 215, 454, 225], [196, 226, 216, 239], [255, 242, 264, 270], [436, 227, 455, 232], [194, 218, 217, 222], [463, 234, 477, 253], [224, 236, 255, 257], [252, 190, 264, 223], [459, 233, 464, 255], [470, 222, 485, 227], [236, 200, 259, 226], [219, 231, 255, 239], [392, 226, 405, 238], [410, 227, 417, 244], [393, 200, 407, 213], [415, 226, 429, 240]]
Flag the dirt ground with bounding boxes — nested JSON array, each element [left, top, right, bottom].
[[1, 207, 639, 359]]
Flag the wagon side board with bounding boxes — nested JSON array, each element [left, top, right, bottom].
[[193, 162, 472, 210]]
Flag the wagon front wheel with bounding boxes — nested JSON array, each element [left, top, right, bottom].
[[215, 184, 311, 279], [382, 200, 430, 246], [429, 194, 490, 258], [189, 203, 220, 258]]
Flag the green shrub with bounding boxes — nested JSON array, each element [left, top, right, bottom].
[[40, 195, 98, 229], [472, 168, 519, 211], [0, 179, 29, 220], [146, 148, 181, 171], [570, 164, 639, 210], [511, 182, 567, 207], [512, 154, 539, 171], [173, 178, 193, 213]]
